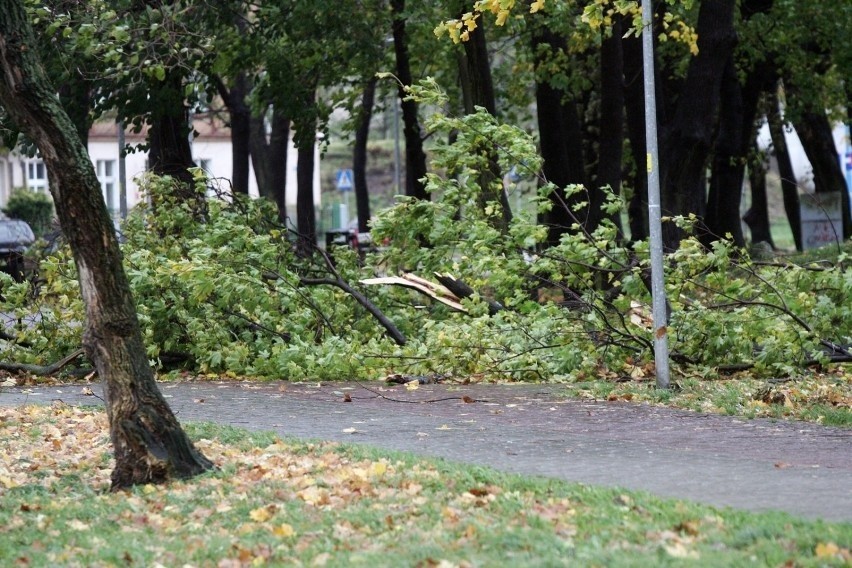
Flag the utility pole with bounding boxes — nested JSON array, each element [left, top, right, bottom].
[[642, 0, 671, 389]]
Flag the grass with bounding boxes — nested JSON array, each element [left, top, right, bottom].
[[563, 367, 851, 427], [1, 405, 850, 567]]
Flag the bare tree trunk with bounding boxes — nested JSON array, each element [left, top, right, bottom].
[[295, 112, 317, 255], [531, 23, 587, 246], [768, 86, 803, 250], [0, 0, 213, 490], [353, 77, 376, 234], [250, 106, 289, 222], [661, 0, 738, 249], [221, 72, 251, 195], [390, 0, 428, 201], [592, 19, 625, 235], [148, 72, 197, 192]]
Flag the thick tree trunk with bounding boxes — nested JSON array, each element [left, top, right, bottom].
[[795, 110, 852, 239], [390, 0, 428, 201], [455, 9, 511, 233], [743, 144, 774, 247], [622, 30, 648, 242], [295, 125, 317, 255], [592, 20, 625, 235], [661, 0, 738, 249], [0, 0, 213, 489], [250, 107, 289, 222], [224, 72, 251, 195], [768, 87, 802, 251], [531, 24, 588, 246], [353, 77, 376, 234], [704, 57, 746, 247], [147, 72, 197, 190]]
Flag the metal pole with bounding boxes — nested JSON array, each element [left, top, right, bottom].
[[117, 120, 128, 219], [642, 0, 671, 389], [393, 95, 401, 194]]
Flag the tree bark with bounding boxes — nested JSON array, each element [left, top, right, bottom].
[[390, 0, 429, 201], [353, 77, 376, 234], [743, 141, 774, 247], [295, 116, 317, 255], [660, 0, 738, 249], [250, 106, 289, 222], [795, 110, 852, 239], [592, 19, 625, 235], [455, 7, 511, 233], [0, 0, 213, 489], [219, 72, 251, 196], [531, 24, 587, 246], [147, 72, 197, 192], [703, 57, 747, 247], [768, 87, 802, 250]]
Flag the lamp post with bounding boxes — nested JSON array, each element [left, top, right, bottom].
[[642, 0, 671, 389]]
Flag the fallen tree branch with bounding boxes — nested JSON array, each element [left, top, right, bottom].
[[433, 273, 504, 315], [0, 348, 87, 376], [300, 277, 407, 346], [360, 273, 468, 312]]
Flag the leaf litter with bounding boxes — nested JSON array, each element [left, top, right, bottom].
[[1, 403, 850, 567]]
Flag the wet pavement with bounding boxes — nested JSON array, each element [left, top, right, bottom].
[[2, 380, 850, 522]]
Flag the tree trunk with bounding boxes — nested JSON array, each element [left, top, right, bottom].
[[226, 72, 251, 195], [0, 0, 213, 490], [353, 77, 376, 234], [795, 110, 852, 239], [390, 0, 428, 201], [743, 143, 774, 247], [250, 106, 289, 222], [768, 87, 802, 250], [661, 0, 738, 249], [295, 121, 317, 255], [455, 8, 511, 233], [531, 24, 588, 246], [704, 57, 746, 247], [622, 29, 648, 242], [147, 72, 196, 189], [592, 19, 625, 235]]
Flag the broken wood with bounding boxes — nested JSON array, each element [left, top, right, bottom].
[[433, 273, 504, 315], [0, 348, 86, 376], [360, 273, 468, 313]]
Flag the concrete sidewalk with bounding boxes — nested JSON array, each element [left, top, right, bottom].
[[2, 380, 850, 522]]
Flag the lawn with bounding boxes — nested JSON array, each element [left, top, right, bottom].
[[1, 404, 849, 567]]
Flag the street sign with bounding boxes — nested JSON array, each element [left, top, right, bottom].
[[336, 169, 354, 192]]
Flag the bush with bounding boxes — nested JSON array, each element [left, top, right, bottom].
[[3, 188, 54, 238]]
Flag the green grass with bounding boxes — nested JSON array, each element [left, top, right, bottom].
[[1, 406, 850, 567]]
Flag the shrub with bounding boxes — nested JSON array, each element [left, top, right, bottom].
[[3, 188, 54, 238]]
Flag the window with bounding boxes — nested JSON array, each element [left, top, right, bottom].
[[97, 160, 117, 212], [26, 160, 48, 192]]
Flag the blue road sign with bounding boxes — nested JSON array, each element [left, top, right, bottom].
[[336, 169, 354, 191]]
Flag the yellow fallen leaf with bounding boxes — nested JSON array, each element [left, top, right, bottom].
[[436, 425, 452, 430], [342, 427, 358, 434], [815, 542, 840, 558], [405, 381, 420, 391], [0, 475, 20, 489], [369, 461, 388, 477], [272, 523, 295, 537], [142, 484, 157, 494], [67, 519, 90, 531], [250, 507, 273, 523]]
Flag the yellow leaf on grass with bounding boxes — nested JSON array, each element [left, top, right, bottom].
[[815, 542, 840, 558], [67, 519, 90, 531], [369, 461, 388, 477], [249, 506, 272, 523], [272, 523, 295, 537], [0, 475, 20, 489]]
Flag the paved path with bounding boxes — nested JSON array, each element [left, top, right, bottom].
[[2, 380, 850, 522]]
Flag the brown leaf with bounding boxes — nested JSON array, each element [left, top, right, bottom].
[[655, 326, 668, 339], [462, 396, 475, 404], [343, 393, 352, 403]]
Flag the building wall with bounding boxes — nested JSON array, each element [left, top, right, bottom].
[[1, 120, 321, 220]]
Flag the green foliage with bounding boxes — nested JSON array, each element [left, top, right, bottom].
[[2, 84, 850, 384], [2, 188, 54, 238]]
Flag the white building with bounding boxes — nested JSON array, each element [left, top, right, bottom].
[[0, 116, 320, 216]]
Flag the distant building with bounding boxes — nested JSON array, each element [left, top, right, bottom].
[[0, 115, 320, 217]]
